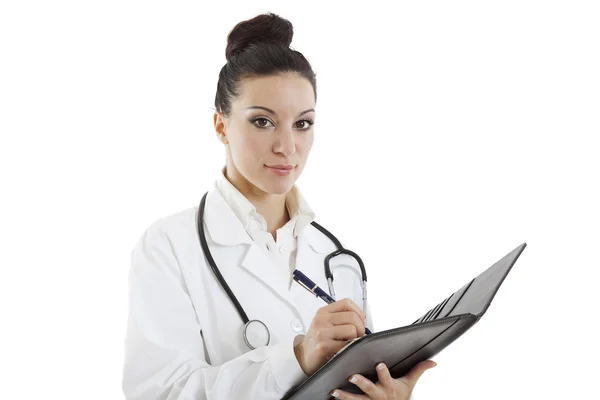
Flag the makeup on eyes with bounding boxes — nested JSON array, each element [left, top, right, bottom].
[[248, 117, 314, 129]]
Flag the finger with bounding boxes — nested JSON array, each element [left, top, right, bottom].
[[347, 373, 382, 398], [402, 360, 437, 388], [374, 362, 395, 388], [330, 388, 369, 400], [329, 324, 360, 341], [315, 336, 350, 354], [329, 312, 365, 336], [323, 338, 353, 360], [325, 298, 365, 320]]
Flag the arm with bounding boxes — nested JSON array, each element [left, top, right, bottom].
[[122, 225, 307, 400]]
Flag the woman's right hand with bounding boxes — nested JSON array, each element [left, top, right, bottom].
[[294, 298, 367, 376]]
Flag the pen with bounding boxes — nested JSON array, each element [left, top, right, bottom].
[[292, 269, 372, 335]]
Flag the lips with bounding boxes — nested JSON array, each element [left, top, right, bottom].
[[265, 165, 295, 176], [267, 165, 294, 170]]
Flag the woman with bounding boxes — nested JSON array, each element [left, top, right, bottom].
[[123, 12, 435, 400]]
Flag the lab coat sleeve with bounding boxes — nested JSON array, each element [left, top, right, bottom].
[[122, 225, 308, 400]]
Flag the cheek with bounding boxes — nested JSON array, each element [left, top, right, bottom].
[[233, 135, 268, 164], [298, 133, 315, 156]]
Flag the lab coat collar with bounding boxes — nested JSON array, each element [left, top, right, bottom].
[[203, 185, 329, 253], [203, 184, 254, 246], [203, 185, 332, 307], [288, 185, 316, 238], [238, 224, 332, 306], [216, 167, 316, 239]]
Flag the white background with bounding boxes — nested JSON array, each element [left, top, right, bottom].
[[1, 1, 598, 399]]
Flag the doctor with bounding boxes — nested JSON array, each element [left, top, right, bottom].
[[123, 12, 435, 400]]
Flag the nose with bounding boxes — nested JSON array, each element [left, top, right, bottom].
[[272, 126, 296, 157]]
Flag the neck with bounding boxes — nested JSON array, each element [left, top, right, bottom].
[[225, 167, 289, 238], [251, 194, 290, 238]]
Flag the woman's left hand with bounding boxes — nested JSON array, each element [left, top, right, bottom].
[[330, 360, 436, 399]]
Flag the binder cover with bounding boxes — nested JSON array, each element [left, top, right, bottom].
[[281, 243, 527, 399]]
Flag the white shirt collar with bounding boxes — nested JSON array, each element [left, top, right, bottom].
[[216, 167, 315, 238]]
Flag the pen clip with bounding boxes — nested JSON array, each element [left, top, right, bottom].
[[293, 275, 318, 297]]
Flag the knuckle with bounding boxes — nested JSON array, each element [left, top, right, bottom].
[[315, 341, 326, 352], [314, 315, 329, 328], [349, 325, 357, 337], [316, 342, 333, 357], [314, 328, 327, 340]]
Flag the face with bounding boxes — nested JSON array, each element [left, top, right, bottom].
[[213, 73, 316, 196]]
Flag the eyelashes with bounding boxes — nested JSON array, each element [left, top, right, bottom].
[[250, 117, 314, 130]]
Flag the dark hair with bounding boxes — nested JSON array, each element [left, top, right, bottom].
[[214, 12, 317, 118]]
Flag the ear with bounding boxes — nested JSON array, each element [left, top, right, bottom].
[[213, 112, 229, 144]]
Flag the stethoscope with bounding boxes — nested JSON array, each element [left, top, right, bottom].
[[197, 191, 368, 350]]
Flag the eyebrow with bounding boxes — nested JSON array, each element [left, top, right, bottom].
[[246, 106, 315, 117]]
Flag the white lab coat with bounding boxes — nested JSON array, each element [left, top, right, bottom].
[[123, 185, 373, 400]]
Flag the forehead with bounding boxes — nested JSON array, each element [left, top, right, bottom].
[[234, 73, 315, 114]]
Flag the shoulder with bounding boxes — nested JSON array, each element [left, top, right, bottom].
[[132, 206, 199, 251], [131, 186, 227, 251], [129, 206, 201, 280], [152, 206, 198, 234]]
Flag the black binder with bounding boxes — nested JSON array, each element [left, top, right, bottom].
[[281, 243, 527, 399]]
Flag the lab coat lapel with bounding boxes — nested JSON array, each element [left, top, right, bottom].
[[286, 225, 339, 327], [295, 226, 327, 282], [205, 187, 337, 313], [239, 223, 333, 310], [205, 189, 293, 303], [293, 226, 336, 295], [298, 225, 367, 313], [296, 223, 337, 274], [239, 242, 295, 304]]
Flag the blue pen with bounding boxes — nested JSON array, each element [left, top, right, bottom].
[[292, 269, 372, 335]]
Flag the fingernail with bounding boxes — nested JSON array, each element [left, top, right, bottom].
[[331, 390, 340, 398], [377, 363, 385, 370], [349, 375, 357, 383]]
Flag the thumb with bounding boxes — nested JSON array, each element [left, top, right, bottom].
[[404, 360, 437, 387]]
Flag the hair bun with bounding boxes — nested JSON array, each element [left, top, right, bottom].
[[225, 12, 294, 62]]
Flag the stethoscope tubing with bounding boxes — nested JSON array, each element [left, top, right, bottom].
[[197, 191, 368, 349]]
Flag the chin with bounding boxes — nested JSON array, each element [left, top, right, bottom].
[[259, 177, 296, 195], [253, 166, 302, 195], [266, 182, 294, 195]]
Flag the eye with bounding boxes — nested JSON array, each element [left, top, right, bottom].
[[251, 117, 274, 128], [295, 119, 314, 130], [250, 117, 314, 130]]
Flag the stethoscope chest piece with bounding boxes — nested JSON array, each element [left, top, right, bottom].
[[243, 320, 271, 350]]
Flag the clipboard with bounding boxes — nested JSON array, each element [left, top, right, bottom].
[[281, 242, 527, 399]]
